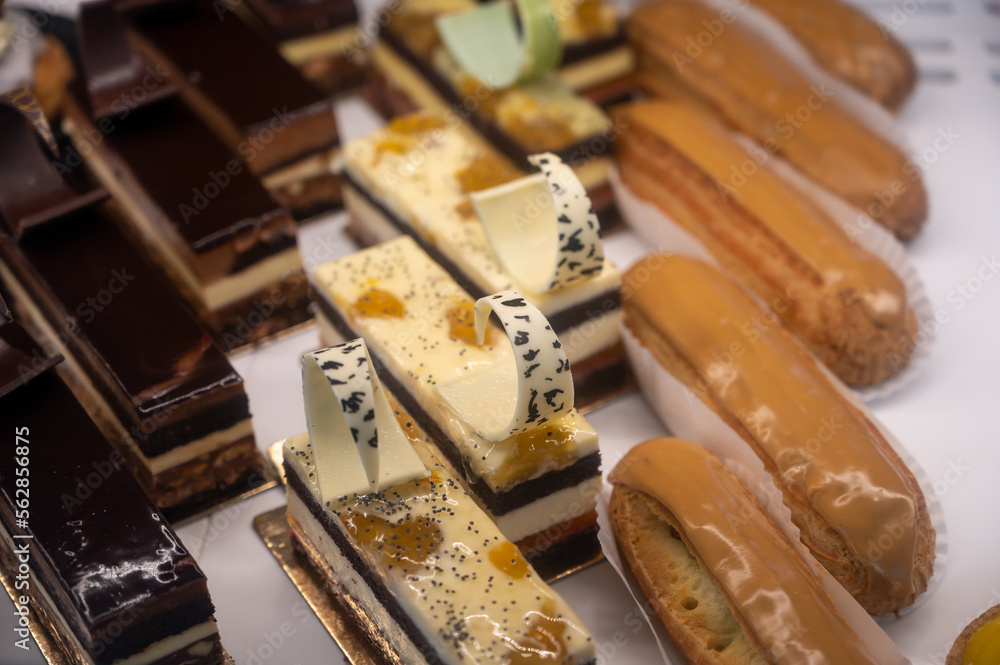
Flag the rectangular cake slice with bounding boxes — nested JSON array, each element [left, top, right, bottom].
[[310, 237, 604, 574], [283, 422, 596, 664], [0, 315, 225, 665], [364, 0, 620, 227], [124, 0, 343, 219]]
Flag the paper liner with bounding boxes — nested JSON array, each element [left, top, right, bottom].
[[598, 324, 947, 663], [695, 0, 912, 153], [611, 167, 933, 403]]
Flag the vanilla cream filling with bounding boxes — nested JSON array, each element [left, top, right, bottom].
[[283, 434, 595, 665], [0, 264, 254, 476], [280, 24, 358, 65], [491, 476, 602, 543], [0, 525, 219, 665], [62, 112, 303, 313], [559, 45, 635, 91], [261, 146, 341, 190]]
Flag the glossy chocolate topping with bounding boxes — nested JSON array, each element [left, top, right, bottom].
[[624, 255, 923, 602], [245, 0, 359, 40], [129, 0, 338, 147], [0, 106, 108, 238], [78, 0, 178, 119], [84, 92, 289, 252], [611, 438, 879, 664], [626, 101, 909, 334], [0, 313, 62, 399], [0, 370, 214, 661]]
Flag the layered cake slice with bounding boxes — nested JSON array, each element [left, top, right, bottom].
[[0, 102, 266, 518], [341, 114, 625, 398], [365, 0, 619, 227], [0, 311, 225, 665], [232, 0, 366, 96], [62, 3, 310, 350], [283, 337, 596, 664], [123, 0, 344, 219], [311, 237, 604, 574]]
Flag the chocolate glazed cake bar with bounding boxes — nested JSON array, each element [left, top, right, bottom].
[[62, 2, 311, 350], [364, 0, 620, 228], [124, 0, 343, 219], [0, 103, 266, 519], [0, 312, 225, 665], [232, 0, 366, 97], [310, 238, 605, 576], [340, 114, 627, 405]]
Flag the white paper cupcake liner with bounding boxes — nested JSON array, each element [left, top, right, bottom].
[[610, 166, 933, 403], [593, 324, 948, 663]]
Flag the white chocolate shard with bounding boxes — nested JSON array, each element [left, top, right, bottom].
[[302, 339, 427, 503], [434, 291, 574, 443]]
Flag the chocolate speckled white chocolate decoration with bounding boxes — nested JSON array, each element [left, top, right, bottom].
[[435, 290, 574, 443], [302, 339, 427, 501], [473, 153, 604, 295]]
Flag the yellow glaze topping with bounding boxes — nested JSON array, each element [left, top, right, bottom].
[[446, 300, 495, 346], [611, 438, 879, 664], [489, 541, 530, 579], [624, 255, 923, 603], [964, 615, 1000, 665], [351, 288, 406, 319]]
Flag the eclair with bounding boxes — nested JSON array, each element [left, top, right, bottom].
[[610, 438, 881, 664], [746, 0, 917, 111], [627, 0, 928, 240], [948, 605, 1000, 665], [622, 255, 935, 615], [618, 100, 916, 387]]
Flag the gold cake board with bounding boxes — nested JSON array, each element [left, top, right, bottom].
[[0, 561, 234, 665]]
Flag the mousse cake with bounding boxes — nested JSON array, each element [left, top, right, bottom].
[[0, 102, 266, 519], [62, 1, 311, 350], [282, 337, 596, 664], [123, 0, 344, 219], [310, 238, 605, 575], [340, 113, 626, 399], [0, 310, 225, 665], [364, 0, 620, 228]]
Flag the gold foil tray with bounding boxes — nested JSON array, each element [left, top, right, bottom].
[[0, 560, 234, 665], [253, 506, 396, 665]]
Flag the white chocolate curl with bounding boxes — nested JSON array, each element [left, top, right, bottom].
[[434, 291, 574, 443], [302, 339, 427, 503], [473, 152, 604, 295]]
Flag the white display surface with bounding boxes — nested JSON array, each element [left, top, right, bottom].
[[3, 1, 1000, 663]]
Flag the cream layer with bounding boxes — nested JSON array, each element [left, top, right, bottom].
[[279, 24, 358, 64], [0, 524, 220, 665], [283, 433, 595, 665], [0, 263, 254, 475], [559, 45, 635, 91]]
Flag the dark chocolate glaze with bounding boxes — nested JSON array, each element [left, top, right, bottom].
[[378, 29, 615, 171], [244, 0, 358, 40], [0, 315, 62, 399], [0, 206, 250, 456], [0, 107, 108, 238], [76, 90, 290, 253], [313, 293, 602, 515], [339, 173, 621, 335], [128, 0, 338, 146], [0, 370, 216, 664], [78, 0, 178, 119], [0, 289, 10, 323]]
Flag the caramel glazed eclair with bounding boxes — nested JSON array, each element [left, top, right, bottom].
[[623, 255, 934, 616], [618, 101, 917, 387], [627, 0, 928, 241], [610, 438, 882, 665]]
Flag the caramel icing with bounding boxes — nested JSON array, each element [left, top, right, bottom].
[[625, 255, 922, 602], [626, 101, 908, 333], [611, 438, 879, 664]]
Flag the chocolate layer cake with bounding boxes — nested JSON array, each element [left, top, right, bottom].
[[363, 0, 620, 228], [0, 314, 224, 665], [310, 238, 605, 575], [233, 0, 366, 97], [340, 114, 626, 403], [0, 104, 266, 518], [282, 421, 596, 664], [62, 4, 311, 350], [124, 0, 343, 219]]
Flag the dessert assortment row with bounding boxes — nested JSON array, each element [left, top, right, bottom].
[[0, 0, 980, 662]]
